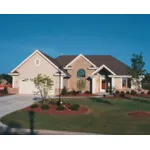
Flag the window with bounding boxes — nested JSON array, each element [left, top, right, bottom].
[[77, 69, 86, 90], [127, 78, 131, 88], [34, 58, 41, 66], [77, 69, 85, 77], [122, 78, 127, 87]]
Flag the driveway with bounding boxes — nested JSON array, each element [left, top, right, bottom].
[[0, 94, 36, 119]]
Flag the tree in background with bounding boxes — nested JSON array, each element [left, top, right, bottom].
[[129, 53, 146, 112], [0, 74, 12, 84], [33, 74, 53, 104]]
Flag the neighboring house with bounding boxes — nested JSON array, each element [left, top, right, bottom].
[[8, 50, 138, 95]]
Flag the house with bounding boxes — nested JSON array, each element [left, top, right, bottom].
[[8, 50, 139, 95]]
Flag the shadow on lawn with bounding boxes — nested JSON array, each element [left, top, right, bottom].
[[90, 97, 113, 105], [0, 111, 36, 135], [126, 97, 150, 104]]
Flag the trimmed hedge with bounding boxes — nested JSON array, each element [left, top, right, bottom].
[[84, 91, 91, 94], [56, 105, 65, 111], [120, 91, 125, 98], [131, 90, 137, 95], [115, 90, 120, 94], [41, 104, 50, 110], [69, 104, 80, 111], [30, 103, 39, 109]]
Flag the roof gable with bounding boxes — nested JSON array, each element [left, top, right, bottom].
[[10, 50, 69, 76], [56, 55, 130, 75]]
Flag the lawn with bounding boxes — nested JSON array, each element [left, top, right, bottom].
[[1, 97, 150, 134]]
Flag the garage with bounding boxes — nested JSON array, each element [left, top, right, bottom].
[[19, 78, 55, 95]]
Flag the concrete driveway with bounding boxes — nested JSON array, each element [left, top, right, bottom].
[[0, 94, 36, 119]]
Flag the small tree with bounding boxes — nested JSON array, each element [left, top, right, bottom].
[[33, 74, 53, 104], [129, 53, 146, 112]]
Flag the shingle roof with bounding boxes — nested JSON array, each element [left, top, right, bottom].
[[56, 55, 130, 75], [40, 51, 70, 76]]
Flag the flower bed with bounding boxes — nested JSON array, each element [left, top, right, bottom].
[[128, 111, 150, 117], [59, 94, 98, 97], [23, 104, 89, 115]]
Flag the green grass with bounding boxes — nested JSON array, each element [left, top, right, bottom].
[[1, 97, 150, 134]]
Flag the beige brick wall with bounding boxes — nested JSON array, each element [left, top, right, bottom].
[[8, 87, 19, 94], [67, 56, 95, 92]]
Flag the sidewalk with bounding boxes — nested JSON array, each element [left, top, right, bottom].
[[0, 126, 98, 135]]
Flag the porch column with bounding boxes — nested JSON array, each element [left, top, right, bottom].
[[60, 76, 64, 89], [111, 77, 115, 88], [92, 76, 96, 94]]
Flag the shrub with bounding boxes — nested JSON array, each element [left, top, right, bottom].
[[41, 104, 50, 110], [103, 94, 106, 98], [141, 91, 145, 95], [126, 91, 130, 94], [120, 91, 125, 98], [84, 91, 91, 94], [3, 86, 8, 94], [131, 90, 137, 95], [69, 104, 80, 111], [61, 86, 67, 95], [56, 104, 65, 111], [72, 90, 77, 95], [147, 90, 150, 95], [115, 90, 120, 94], [30, 103, 39, 109]]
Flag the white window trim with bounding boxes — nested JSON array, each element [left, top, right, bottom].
[[65, 54, 97, 68], [92, 64, 116, 76]]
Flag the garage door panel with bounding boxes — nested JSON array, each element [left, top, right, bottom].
[[19, 79, 54, 95]]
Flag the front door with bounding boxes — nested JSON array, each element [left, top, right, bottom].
[[102, 80, 106, 89]]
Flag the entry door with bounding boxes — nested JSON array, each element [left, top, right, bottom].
[[102, 79, 106, 89]]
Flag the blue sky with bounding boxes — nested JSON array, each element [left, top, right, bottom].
[[0, 14, 150, 73]]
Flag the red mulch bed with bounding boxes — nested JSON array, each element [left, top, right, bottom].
[[128, 111, 150, 117], [23, 104, 89, 115], [59, 94, 98, 97]]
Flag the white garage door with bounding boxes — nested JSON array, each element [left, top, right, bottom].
[[19, 78, 55, 95]]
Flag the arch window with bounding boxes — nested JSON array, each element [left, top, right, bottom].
[[77, 69, 86, 77]]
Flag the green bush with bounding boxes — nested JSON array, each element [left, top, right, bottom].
[[141, 91, 145, 95], [84, 91, 91, 94], [69, 104, 80, 111], [72, 90, 77, 95], [131, 90, 137, 95], [115, 90, 120, 94], [41, 104, 50, 110], [120, 91, 125, 98], [126, 91, 130, 94], [61, 86, 67, 95], [56, 104, 65, 111], [3, 86, 8, 94], [30, 103, 39, 109]]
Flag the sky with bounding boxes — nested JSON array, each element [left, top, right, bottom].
[[0, 14, 150, 74]]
